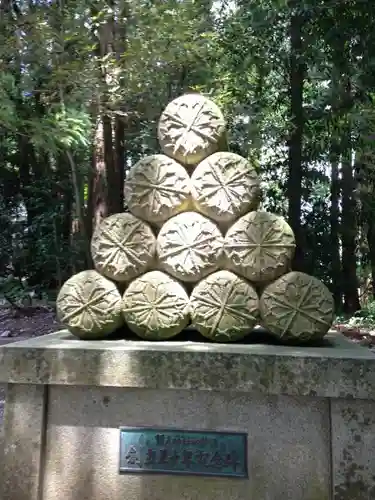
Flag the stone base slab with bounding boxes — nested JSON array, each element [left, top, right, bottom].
[[0, 330, 374, 500]]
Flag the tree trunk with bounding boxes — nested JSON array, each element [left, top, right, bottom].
[[367, 223, 375, 299], [88, 1, 126, 222], [89, 121, 108, 232], [61, 179, 73, 278], [100, 1, 125, 215], [115, 117, 125, 210], [341, 121, 360, 313], [330, 144, 342, 310], [102, 114, 118, 214], [66, 151, 91, 267], [357, 148, 375, 300], [249, 59, 265, 164], [287, 5, 305, 271]]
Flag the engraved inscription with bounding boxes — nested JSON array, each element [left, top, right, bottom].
[[124, 154, 191, 225], [157, 211, 224, 283], [56, 270, 123, 339], [224, 211, 296, 284], [191, 152, 261, 223], [123, 446, 240, 469], [119, 429, 247, 478], [90, 213, 156, 283], [190, 270, 259, 342], [158, 94, 226, 166], [259, 271, 335, 342], [122, 270, 190, 340]]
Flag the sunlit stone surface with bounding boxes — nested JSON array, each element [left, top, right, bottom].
[[91, 213, 156, 283], [191, 151, 261, 224], [158, 93, 226, 166], [190, 270, 259, 342], [224, 211, 295, 284], [56, 270, 123, 339], [122, 270, 189, 340], [157, 211, 224, 283], [124, 154, 191, 225], [260, 271, 335, 342]]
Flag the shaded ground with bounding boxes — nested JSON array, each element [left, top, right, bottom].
[[0, 306, 62, 339], [333, 323, 375, 351]]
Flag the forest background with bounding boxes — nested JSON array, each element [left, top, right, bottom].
[[1, 0, 375, 332]]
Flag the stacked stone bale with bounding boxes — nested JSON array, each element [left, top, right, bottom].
[[56, 93, 334, 344]]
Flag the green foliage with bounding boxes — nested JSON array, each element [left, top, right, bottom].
[[0, 275, 32, 308], [0, 0, 375, 315], [340, 301, 375, 328], [0, 73, 18, 132], [31, 108, 92, 153]]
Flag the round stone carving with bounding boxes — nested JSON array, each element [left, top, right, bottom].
[[91, 213, 156, 283], [259, 271, 334, 343], [122, 270, 190, 340], [191, 152, 261, 224], [158, 93, 226, 166], [56, 270, 123, 339], [157, 211, 224, 283], [190, 270, 259, 342], [224, 211, 295, 284], [124, 154, 191, 225]]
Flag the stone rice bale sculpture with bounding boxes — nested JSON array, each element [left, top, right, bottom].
[[224, 211, 296, 285], [56, 270, 123, 339], [259, 271, 335, 343], [157, 211, 224, 283], [90, 213, 156, 283], [191, 151, 261, 225], [158, 93, 226, 166], [124, 154, 191, 225], [122, 270, 190, 340], [190, 270, 259, 342]]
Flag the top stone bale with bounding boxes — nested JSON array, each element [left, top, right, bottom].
[[157, 93, 226, 166]]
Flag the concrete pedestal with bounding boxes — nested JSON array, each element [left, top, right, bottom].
[[0, 330, 375, 500]]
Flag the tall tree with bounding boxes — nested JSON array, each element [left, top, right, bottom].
[[329, 141, 342, 310], [287, 2, 306, 271], [341, 116, 360, 312]]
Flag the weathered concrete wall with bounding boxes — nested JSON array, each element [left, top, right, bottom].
[[0, 331, 374, 500], [43, 387, 330, 500], [331, 399, 375, 500]]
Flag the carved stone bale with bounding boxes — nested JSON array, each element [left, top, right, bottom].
[[56, 270, 123, 339], [259, 271, 334, 343], [157, 211, 224, 283], [124, 154, 191, 225], [190, 270, 259, 342], [122, 270, 190, 340], [224, 211, 295, 284], [158, 93, 226, 166], [91, 213, 156, 283], [191, 152, 261, 225]]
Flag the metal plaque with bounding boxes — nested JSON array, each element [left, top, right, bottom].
[[119, 427, 247, 478]]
